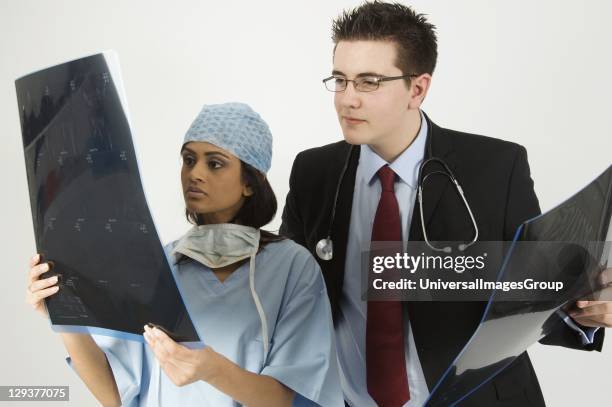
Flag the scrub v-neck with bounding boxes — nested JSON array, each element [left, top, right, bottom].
[[198, 259, 250, 294]]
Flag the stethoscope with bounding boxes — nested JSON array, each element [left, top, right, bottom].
[[315, 115, 479, 261]]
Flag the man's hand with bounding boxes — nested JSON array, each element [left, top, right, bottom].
[[569, 297, 612, 328], [568, 268, 612, 328]]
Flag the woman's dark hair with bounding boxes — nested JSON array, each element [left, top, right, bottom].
[[185, 161, 284, 244]]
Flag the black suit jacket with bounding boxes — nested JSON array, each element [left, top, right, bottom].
[[280, 116, 604, 406]]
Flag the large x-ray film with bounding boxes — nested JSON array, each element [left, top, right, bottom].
[[426, 165, 612, 406], [16, 52, 200, 343]]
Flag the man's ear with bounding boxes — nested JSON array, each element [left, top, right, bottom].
[[408, 73, 432, 109]]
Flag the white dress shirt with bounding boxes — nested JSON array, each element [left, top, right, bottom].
[[336, 111, 429, 407]]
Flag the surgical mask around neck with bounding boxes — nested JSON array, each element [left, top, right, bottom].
[[172, 223, 270, 361], [172, 223, 260, 268]]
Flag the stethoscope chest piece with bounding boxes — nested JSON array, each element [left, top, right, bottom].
[[316, 237, 333, 261]]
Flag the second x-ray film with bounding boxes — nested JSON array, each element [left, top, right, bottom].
[[425, 164, 612, 406], [16, 52, 200, 343]]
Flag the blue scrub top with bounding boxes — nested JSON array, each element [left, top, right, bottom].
[[67, 238, 344, 406]]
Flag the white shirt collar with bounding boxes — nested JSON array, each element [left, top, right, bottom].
[[359, 110, 428, 189]]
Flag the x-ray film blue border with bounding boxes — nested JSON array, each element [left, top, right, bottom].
[[50, 323, 204, 349], [104, 52, 204, 346], [424, 224, 524, 407], [51, 323, 143, 342]]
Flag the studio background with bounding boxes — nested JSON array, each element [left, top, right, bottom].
[[0, 0, 610, 405]]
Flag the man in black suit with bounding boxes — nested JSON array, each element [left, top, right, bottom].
[[280, 2, 609, 406]]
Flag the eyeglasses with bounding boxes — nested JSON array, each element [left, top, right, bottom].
[[322, 74, 418, 92]]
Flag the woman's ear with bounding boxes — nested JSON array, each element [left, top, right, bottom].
[[243, 184, 254, 197]]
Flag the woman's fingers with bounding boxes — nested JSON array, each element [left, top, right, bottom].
[[29, 253, 41, 268], [143, 326, 194, 387], [29, 275, 59, 293], [144, 326, 190, 362], [144, 327, 171, 363], [26, 285, 59, 305], [26, 255, 58, 319], [28, 262, 51, 284], [150, 327, 191, 362]]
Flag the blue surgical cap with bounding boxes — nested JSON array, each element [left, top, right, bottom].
[[183, 102, 272, 174]]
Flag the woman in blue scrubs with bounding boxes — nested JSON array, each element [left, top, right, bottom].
[[26, 103, 343, 406]]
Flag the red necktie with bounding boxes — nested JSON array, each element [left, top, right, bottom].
[[366, 165, 410, 406]]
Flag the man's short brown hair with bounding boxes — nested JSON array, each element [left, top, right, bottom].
[[332, 1, 438, 76]]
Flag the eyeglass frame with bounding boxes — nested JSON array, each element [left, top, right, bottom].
[[322, 73, 419, 92]]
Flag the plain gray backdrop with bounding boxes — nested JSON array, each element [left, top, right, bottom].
[[1, 0, 610, 405]]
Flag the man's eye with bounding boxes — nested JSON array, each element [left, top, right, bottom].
[[359, 78, 379, 87], [334, 77, 347, 85]]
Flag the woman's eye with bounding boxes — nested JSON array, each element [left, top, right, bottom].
[[182, 155, 195, 166], [208, 160, 223, 170]]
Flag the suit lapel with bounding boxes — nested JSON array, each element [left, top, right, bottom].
[[330, 143, 361, 291]]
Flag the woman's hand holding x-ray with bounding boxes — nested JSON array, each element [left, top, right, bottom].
[[25, 254, 122, 406], [143, 324, 217, 386], [25, 253, 60, 318], [143, 324, 294, 406]]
